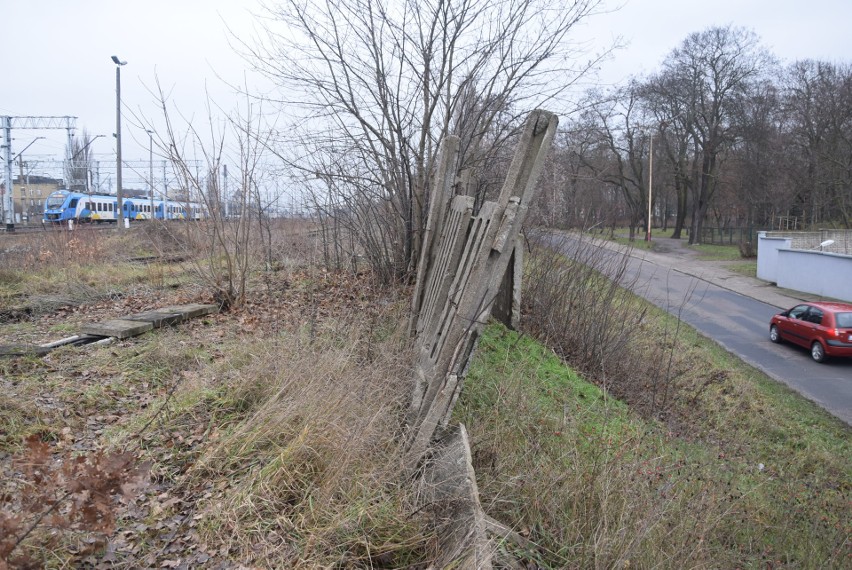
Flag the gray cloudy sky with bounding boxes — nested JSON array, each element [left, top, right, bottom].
[[2, 0, 850, 185]]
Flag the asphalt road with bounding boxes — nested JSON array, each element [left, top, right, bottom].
[[543, 232, 852, 425]]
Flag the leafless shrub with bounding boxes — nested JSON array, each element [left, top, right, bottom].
[[245, 0, 611, 279], [523, 232, 690, 418], [524, 234, 645, 381], [738, 240, 756, 258]]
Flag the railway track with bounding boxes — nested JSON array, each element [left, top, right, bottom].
[[1, 222, 118, 235]]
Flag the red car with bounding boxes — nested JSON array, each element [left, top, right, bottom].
[[769, 301, 852, 362]]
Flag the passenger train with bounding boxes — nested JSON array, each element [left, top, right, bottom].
[[43, 189, 206, 224]]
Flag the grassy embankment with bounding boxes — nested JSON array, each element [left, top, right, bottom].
[[1, 225, 849, 568], [453, 239, 849, 568]]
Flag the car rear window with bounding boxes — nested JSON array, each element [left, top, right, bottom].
[[836, 312, 852, 328]]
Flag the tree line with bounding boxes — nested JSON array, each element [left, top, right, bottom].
[[540, 25, 852, 243], [148, 3, 852, 293]]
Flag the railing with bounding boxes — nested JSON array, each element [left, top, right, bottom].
[[699, 227, 764, 246]]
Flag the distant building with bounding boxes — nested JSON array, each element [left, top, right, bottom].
[[0, 175, 63, 223], [124, 188, 149, 198]]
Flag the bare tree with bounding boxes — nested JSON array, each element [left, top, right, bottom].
[[66, 129, 96, 192], [654, 26, 773, 244], [782, 60, 852, 228], [639, 73, 696, 239], [240, 0, 608, 278], [576, 86, 655, 239], [147, 82, 272, 309], [724, 78, 784, 232]]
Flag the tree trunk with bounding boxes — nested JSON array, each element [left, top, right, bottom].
[[671, 177, 687, 239]]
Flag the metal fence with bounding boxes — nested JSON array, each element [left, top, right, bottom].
[[699, 227, 764, 246], [699, 227, 852, 253]]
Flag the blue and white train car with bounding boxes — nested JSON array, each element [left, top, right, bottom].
[[43, 190, 206, 224]]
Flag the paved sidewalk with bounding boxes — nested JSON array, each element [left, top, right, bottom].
[[600, 235, 824, 310]]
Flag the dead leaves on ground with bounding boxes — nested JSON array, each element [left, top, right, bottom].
[[1, 268, 393, 568], [1, 436, 150, 568]]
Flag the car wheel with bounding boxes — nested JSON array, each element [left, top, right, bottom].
[[811, 341, 827, 363], [769, 325, 782, 344]]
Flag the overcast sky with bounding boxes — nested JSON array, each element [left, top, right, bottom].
[[2, 0, 851, 186]]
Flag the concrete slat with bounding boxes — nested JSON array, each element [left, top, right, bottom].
[[158, 304, 218, 320], [81, 319, 154, 339], [123, 311, 184, 328]]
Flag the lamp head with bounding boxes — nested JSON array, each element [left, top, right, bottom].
[[111, 55, 127, 66]]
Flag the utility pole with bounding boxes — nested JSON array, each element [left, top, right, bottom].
[[112, 55, 127, 231], [18, 159, 25, 223], [147, 130, 154, 219], [646, 132, 654, 242], [93, 161, 100, 193], [2, 116, 13, 231]]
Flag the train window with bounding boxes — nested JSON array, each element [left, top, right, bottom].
[[69, 198, 78, 208]]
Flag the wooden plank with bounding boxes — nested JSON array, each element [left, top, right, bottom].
[[410, 136, 460, 336], [407, 110, 558, 461], [0, 344, 52, 357]]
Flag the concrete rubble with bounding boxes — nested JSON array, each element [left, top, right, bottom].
[[0, 303, 219, 356]]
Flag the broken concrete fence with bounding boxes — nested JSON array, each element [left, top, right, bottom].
[[406, 109, 558, 569]]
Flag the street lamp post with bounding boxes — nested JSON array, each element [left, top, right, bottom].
[[112, 55, 127, 231], [646, 120, 671, 242], [646, 133, 654, 242]]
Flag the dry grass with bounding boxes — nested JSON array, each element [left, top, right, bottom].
[[2, 261, 434, 567], [2, 220, 849, 568], [95, 273, 432, 568], [457, 321, 851, 568]]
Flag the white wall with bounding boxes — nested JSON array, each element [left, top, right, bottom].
[[758, 232, 852, 301], [775, 250, 852, 301], [757, 233, 791, 282]]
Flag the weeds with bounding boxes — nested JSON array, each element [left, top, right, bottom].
[[458, 323, 851, 568], [2, 220, 849, 568]]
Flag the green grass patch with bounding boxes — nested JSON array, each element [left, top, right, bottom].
[[726, 260, 758, 278], [457, 322, 851, 568], [690, 242, 743, 260]]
